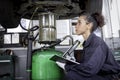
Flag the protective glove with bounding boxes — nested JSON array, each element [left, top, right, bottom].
[[56, 61, 65, 70]]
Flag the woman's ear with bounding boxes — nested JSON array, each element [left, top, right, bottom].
[[87, 22, 93, 30]]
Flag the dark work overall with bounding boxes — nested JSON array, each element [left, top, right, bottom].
[[64, 33, 120, 80]]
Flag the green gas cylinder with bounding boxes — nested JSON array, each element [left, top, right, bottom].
[[32, 48, 64, 80]]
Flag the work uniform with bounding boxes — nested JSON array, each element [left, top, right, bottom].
[[64, 33, 120, 80]]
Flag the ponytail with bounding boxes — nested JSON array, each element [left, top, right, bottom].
[[91, 13, 105, 28]]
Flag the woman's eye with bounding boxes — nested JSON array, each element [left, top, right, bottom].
[[72, 22, 77, 26], [78, 21, 81, 24]]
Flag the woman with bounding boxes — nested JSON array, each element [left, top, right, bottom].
[[64, 11, 120, 80]]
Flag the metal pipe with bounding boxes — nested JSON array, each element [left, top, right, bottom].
[[26, 32, 33, 80], [62, 40, 80, 58], [62, 35, 74, 45]]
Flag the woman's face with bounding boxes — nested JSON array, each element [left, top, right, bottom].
[[75, 16, 89, 35]]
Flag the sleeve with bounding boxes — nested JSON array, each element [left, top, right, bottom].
[[65, 44, 107, 77]]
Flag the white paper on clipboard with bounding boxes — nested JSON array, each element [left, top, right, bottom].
[[50, 55, 80, 64]]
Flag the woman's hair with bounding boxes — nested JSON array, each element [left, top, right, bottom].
[[79, 11, 105, 32]]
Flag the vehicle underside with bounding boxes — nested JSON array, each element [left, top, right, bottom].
[[0, 0, 103, 29]]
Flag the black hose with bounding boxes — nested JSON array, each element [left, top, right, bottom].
[[19, 11, 29, 31], [33, 32, 39, 40], [19, 11, 39, 31], [32, 39, 62, 54], [30, 25, 39, 31]]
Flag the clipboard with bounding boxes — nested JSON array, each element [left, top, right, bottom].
[[50, 55, 80, 64], [50, 40, 80, 64]]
